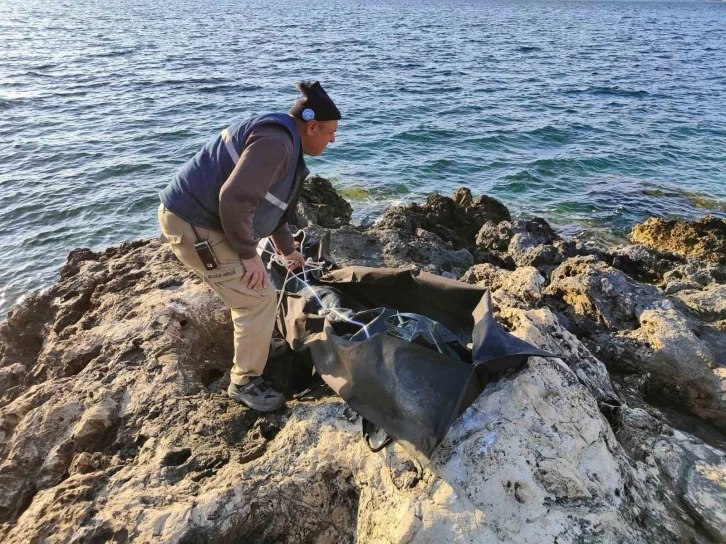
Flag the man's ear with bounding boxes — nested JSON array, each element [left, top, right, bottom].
[[306, 120, 318, 135]]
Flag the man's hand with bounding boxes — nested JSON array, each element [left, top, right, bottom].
[[241, 255, 267, 289], [283, 250, 305, 271]]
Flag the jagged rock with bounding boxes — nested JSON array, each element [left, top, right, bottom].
[[661, 261, 726, 294], [460, 263, 505, 287], [496, 269, 545, 309], [59, 248, 99, 281], [604, 244, 685, 284], [474, 217, 568, 269], [453, 187, 511, 227], [373, 188, 510, 250], [603, 244, 726, 297], [545, 255, 662, 331], [476, 217, 560, 252], [315, 222, 474, 276], [472, 248, 516, 269], [630, 216, 726, 264], [475, 221, 513, 251], [508, 232, 560, 268], [675, 284, 726, 319], [461, 264, 546, 309], [545, 256, 726, 430], [434, 317, 723, 544], [1, 187, 725, 543], [626, 309, 724, 425], [293, 175, 353, 229], [494, 305, 618, 405]]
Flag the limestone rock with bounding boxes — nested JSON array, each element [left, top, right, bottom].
[[675, 284, 726, 319], [460, 263, 506, 287], [604, 243, 684, 284], [626, 308, 724, 427], [473, 216, 573, 270], [545, 256, 726, 430], [630, 215, 726, 264], [1, 187, 725, 543], [495, 305, 618, 405], [475, 221, 512, 251], [661, 261, 726, 294], [316, 222, 474, 276], [545, 255, 662, 331]]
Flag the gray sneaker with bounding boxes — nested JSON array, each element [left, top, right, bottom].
[[228, 377, 286, 412]]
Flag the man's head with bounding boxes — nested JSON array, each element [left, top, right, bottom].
[[289, 81, 341, 156]]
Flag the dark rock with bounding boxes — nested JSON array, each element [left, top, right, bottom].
[[373, 188, 510, 250], [161, 448, 192, 467], [467, 194, 512, 226], [295, 175, 352, 228], [474, 217, 563, 269], [475, 222, 512, 251], [471, 249, 515, 270], [603, 244, 684, 284], [60, 248, 99, 281]]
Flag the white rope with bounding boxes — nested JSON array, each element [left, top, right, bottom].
[[261, 239, 371, 339]]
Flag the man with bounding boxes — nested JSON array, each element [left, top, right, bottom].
[[158, 81, 340, 412]]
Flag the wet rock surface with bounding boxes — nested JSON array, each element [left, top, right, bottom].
[[0, 181, 724, 543]]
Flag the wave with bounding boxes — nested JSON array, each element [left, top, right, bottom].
[[463, 124, 604, 150], [146, 77, 255, 91], [563, 86, 649, 98], [86, 49, 135, 59], [0, 98, 17, 110], [391, 127, 459, 144], [515, 46, 542, 53], [197, 84, 241, 94]]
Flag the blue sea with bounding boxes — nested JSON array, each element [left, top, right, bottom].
[[0, 0, 725, 318]]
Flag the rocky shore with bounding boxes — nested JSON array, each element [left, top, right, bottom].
[[0, 178, 724, 543]]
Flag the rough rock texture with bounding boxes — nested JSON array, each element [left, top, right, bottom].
[[630, 216, 726, 264], [293, 174, 353, 229], [373, 188, 510, 250], [1, 186, 725, 543], [543, 255, 726, 430], [313, 224, 474, 277]]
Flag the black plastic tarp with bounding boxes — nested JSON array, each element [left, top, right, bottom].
[[275, 263, 556, 463]]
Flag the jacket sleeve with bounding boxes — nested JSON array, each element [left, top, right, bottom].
[[218, 126, 293, 260]]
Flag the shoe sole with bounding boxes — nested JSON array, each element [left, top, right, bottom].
[[228, 391, 285, 412]]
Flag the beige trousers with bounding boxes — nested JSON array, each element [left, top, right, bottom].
[[158, 204, 277, 385]]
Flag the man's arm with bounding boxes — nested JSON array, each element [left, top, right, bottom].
[[270, 223, 295, 256], [219, 125, 293, 260]]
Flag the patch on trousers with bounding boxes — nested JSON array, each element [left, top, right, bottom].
[[204, 265, 243, 283]]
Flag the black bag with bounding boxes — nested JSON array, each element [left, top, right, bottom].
[[275, 265, 557, 463]]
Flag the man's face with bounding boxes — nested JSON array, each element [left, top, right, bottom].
[[302, 119, 337, 156]]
